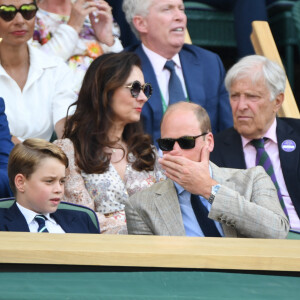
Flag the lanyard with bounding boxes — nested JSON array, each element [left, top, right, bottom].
[[159, 89, 190, 114]]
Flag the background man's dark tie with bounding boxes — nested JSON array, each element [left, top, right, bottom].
[[164, 60, 186, 105]]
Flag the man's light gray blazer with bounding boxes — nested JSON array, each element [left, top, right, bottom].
[[125, 162, 289, 239]]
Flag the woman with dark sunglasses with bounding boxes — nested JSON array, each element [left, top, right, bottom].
[[32, 0, 123, 92], [0, 0, 76, 143], [54, 52, 166, 234]]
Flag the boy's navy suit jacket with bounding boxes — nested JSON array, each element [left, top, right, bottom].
[[0, 202, 100, 233]]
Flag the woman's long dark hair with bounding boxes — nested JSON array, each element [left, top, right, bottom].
[[63, 52, 156, 174]]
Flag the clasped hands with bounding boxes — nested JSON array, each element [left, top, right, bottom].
[[68, 0, 114, 46], [158, 146, 218, 199]]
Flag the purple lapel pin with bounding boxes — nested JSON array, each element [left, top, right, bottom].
[[281, 140, 296, 152]]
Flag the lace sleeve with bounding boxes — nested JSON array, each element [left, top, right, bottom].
[[96, 211, 128, 235]]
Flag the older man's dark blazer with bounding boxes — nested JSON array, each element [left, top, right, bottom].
[[211, 117, 300, 218], [0, 202, 100, 233], [125, 43, 233, 147]]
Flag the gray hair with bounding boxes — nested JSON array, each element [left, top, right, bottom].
[[225, 55, 286, 101], [122, 0, 152, 39]]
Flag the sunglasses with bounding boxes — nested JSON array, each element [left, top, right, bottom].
[[124, 80, 153, 100], [157, 133, 208, 151], [0, 3, 38, 22]]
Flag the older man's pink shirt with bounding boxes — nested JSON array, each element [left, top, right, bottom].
[[242, 119, 300, 230]]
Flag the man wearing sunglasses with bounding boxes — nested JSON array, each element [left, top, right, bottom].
[[122, 0, 232, 149], [125, 102, 289, 238]]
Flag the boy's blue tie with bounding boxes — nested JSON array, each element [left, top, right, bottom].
[[34, 215, 49, 233]]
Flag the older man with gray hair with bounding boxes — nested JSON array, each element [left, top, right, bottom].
[[122, 0, 233, 148], [211, 55, 300, 232]]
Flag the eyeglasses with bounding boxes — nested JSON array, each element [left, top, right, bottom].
[[0, 3, 38, 22], [124, 80, 153, 100], [157, 133, 208, 151]]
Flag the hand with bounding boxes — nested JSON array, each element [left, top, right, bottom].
[[68, 0, 98, 33], [90, 0, 114, 46], [11, 135, 21, 145], [158, 145, 218, 198]]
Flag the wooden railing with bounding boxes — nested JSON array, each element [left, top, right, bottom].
[[1, 232, 300, 272]]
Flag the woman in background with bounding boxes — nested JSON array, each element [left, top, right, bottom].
[[55, 52, 166, 234], [33, 0, 123, 90], [0, 0, 76, 143]]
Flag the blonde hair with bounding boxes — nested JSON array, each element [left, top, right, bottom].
[[8, 138, 68, 195]]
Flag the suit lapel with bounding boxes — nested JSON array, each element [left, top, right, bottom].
[[4, 202, 30, 232], [179, 47, 205, 104], [210, 162, 237, 237], [153, 179, 186, 236], [221, 129, 246, 169], [51, 210, 77, 233], [135, 45, 164, 118], [276, 118, 300, 216]]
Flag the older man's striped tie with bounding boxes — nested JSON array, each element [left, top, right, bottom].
[[251, 138, 288, 217], [34, 215, 49, 233]]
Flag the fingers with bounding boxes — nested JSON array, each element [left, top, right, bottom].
[[164, 171, 180, 183], [159, 153, 185, 166], [159, 158, 180, 173], [85, 0, 112, 13], [159, 155, 190, 183], [71, 0, 98, 16], [89, 0, 113, 24]]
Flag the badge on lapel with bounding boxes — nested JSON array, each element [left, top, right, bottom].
[[281, 140, 296, 152]]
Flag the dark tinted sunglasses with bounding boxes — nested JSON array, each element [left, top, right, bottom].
[[125, 80, 153, 100], [0, 3, 38, 22], [157, 133, 208, 151]]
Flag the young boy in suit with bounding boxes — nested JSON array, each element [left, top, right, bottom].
[[0, 138, 100, 233]]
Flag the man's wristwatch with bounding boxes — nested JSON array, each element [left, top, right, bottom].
[[208, 184, 221, 204]]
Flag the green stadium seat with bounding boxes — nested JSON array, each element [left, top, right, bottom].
[[185, 1, 299, 87]]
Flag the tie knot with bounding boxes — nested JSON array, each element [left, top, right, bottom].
[[34, 215, 47, 224], [35, 214, 48, 232], [164, 60, 176, 72], [251, 138, 265, 149]]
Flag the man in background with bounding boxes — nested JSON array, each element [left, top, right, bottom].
[[123, 0, 232, 147], [211, 55, 300, 232]]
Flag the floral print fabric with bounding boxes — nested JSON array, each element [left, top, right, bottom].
[[54, 138, 166, 234], [33, 8, 122, 91]]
